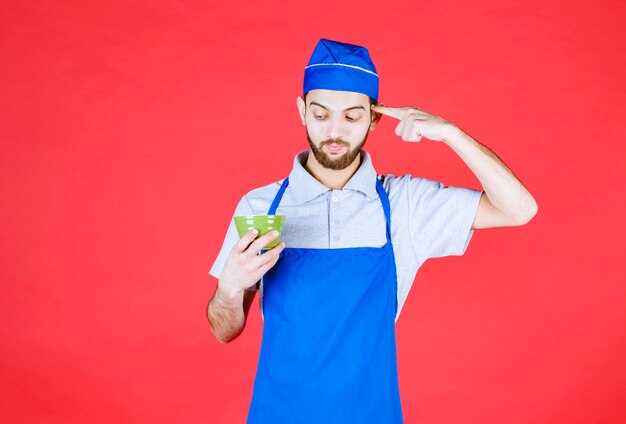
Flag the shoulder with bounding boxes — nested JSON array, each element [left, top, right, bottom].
[[377, 173, 442, 197], [241, 177, 287, 214]]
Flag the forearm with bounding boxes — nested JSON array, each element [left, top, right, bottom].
[[443, 126, 538, 224], [207, 284, 246, 344]]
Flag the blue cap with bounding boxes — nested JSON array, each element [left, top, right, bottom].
[[303, 38, 379, 101]]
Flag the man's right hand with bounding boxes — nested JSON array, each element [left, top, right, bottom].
[[218, 229, 285, 296]]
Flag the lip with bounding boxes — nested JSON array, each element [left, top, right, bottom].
[[325, 143, 346, 153]]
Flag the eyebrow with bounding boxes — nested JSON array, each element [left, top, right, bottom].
[[308, 101, 366, 112]]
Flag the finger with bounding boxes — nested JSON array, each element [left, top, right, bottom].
[[402, 121, 416, 141], [233, 229, 259, 254], [407, 128, 422, 142], [395, 119, 406, 137], [371, 105, 405, 120], [252, 247, 284, 280], [250, 241, 285, 270], [245, 230, 281, 257]]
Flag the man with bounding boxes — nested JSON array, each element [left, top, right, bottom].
[[207, 38, 537, 423]]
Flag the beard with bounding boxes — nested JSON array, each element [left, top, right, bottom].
[[306, 129, 370, 170]]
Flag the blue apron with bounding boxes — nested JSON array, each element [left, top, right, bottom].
[[247, 177, 403, 423]]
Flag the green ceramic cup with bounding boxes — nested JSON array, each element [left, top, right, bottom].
[[233, 215, 286, 249]]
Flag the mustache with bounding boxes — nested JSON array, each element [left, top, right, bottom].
[[320, 139, 349, 147]]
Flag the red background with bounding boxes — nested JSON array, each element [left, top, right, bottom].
[[1, 1, 625, 423]]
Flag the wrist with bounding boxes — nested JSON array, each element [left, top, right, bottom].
[[217, 281, 244, 300], [442, 124, 465, 146]]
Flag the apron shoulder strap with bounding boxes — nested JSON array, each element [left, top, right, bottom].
[[375, 177, 392, 243], [268, 177, 289, 215]]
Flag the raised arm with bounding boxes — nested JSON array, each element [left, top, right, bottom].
[[372, 104, 538, 229], [444, 128, 537, 229]]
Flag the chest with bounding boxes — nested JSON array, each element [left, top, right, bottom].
[[273, 189, 388, 249]]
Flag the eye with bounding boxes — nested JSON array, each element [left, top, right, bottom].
[[314, 115, 326, 120], [346, 116, 359, 122]]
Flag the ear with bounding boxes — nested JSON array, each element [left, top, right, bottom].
[[296, 95, 306, 126], [369, 104, 383, 130]]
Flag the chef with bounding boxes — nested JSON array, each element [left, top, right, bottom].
[[208, 38, 537, 423]]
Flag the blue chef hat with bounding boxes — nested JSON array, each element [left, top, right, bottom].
[[303, 38, 379, 101]]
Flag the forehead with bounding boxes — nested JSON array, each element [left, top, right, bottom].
[[306, 89, 369, 109]]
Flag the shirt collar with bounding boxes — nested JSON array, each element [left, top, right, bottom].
[[288, 149, 379, 204]]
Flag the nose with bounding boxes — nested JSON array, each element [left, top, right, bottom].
[[326, 117, 345, 140]]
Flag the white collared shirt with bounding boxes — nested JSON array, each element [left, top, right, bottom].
[[210, 150, 482, 321]]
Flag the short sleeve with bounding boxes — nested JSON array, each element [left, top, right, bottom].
[[208, 195, 259, 291], [408, 177, 483, 264]]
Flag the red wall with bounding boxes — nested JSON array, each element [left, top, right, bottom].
[[1, 1, 625, 423]]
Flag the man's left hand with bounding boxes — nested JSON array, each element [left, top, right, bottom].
[[371, 104, 458, 142]]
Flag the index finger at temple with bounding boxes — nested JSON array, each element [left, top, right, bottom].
[[372, 105, 405, 120]]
